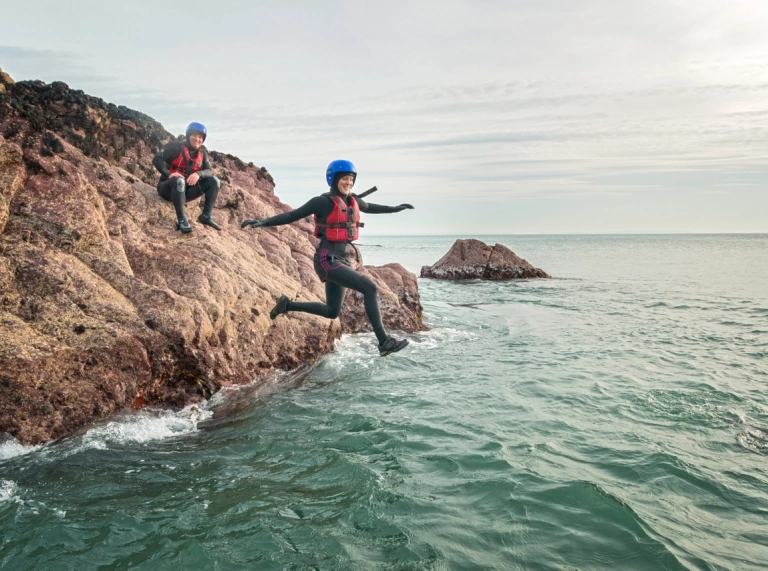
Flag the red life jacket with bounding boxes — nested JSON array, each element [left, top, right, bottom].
[[314, 194, 364, 242], [167, 145, 203, 176]]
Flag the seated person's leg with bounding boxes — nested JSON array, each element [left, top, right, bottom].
[[187, 177, 222, 230], [158, 178, 191, 232], [201, 176, 220, 216]]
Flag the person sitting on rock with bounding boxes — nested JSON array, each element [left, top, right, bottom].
[[152, 121, 221, 233], [241, 159, 414, 356]]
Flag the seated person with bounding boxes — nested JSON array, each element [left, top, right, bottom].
[[152, 122, 221, 233]]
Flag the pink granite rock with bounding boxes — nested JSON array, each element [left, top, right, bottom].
[[420, 238, 549, 280], [0, 69, 425, 444]]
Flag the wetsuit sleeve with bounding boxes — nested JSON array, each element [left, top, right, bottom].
[[356, 198, 404, 214], [257, 196, 334, 227], [152, 141, 182, 178], [198, 149, 214, 179], [152, 141, 176, 178]]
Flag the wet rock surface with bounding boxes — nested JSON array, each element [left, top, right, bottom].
[[0, 68, 425, 444], [420, 238, 549, 280]]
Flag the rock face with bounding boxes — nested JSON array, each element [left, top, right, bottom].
[[0, 68, 425, 445], [420, 238, 549, 280], [341, 262, 426, 335]]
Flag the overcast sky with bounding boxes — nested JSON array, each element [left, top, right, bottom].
[[2, 0, 767, 234]]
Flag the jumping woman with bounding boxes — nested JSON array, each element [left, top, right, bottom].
[[240, 160, 413, 356]]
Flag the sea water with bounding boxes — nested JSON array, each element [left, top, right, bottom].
[[1, 234, 767, 569]]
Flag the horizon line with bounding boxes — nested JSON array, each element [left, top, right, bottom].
[[363, 232, 768, 236]]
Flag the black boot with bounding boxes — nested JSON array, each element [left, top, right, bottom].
[[270, 294, 290, 320], [197, 213, 222, 230], [378, 336, 409, 356], [177, 217, 193, 233]]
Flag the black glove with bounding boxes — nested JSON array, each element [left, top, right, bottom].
[[241, 219, 264, 229], [395, 203, 414, 212]]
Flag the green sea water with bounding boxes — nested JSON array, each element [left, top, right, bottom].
[[2, 234, 767, 569]]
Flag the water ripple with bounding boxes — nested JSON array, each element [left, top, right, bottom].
[[3, 234, 768, 568]]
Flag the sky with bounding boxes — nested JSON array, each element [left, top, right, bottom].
[[1, 0, 767, 234]]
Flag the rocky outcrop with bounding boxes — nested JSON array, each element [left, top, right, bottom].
[[0, 67, 425, 445], [420, 238, 549, 280]]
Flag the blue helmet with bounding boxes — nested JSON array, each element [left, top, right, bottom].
[[186, 122, 207, 142], [326, 159, 357, 187]]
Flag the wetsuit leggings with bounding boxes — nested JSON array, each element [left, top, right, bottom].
[[157, 176, 220, 220], [287, 264, 388, 345]]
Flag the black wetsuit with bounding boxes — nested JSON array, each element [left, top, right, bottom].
[[256, 188, 407, 344], [152, 141, 220, 219]]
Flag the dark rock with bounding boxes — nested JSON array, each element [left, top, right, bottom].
[[421, 238, 549, 280]]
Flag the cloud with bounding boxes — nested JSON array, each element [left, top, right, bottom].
[[0, 45, 111, 87], [2, 1, 768, 232]]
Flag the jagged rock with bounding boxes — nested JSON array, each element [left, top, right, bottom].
[[0, 70, 425, 444], [420, 238, 549, 280]]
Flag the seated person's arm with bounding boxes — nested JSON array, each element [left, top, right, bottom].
[[197, 151, 214, 178], [153, 141, 182, 178], [152, 149, 171, 178]]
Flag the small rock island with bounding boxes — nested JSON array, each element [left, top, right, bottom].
[[421, 238, 549, 280]]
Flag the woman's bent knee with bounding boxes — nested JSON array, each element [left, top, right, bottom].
[[362, 281, 378, 297]]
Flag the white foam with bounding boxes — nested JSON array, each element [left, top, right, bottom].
[[324, 335, 380, 370], [0, 437, 42, 461], [78, 404, 213, 449], [323, 327, 475, 368], [418, 326, 478, 347], [1, 403, 215, 464], [0, 479, 18, 503]]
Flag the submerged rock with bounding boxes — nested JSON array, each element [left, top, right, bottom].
[[0, 67, 425, 444], [420, 238, 549, 280]]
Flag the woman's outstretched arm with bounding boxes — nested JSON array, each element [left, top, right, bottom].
[[241, 196, 332, 228], [357, 197, 414, 214]]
